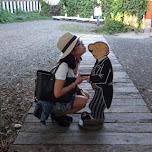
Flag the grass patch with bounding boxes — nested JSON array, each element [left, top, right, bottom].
[[57, 20, 131, 34], [57, 24, 99, 34], [97, 20, 131, 34]]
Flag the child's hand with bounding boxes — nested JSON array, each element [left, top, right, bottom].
[[81, 76, 88, 80], [81, 74, 90, 80]]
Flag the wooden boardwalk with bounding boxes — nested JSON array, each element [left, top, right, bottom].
[[9, 34, 152, 152]]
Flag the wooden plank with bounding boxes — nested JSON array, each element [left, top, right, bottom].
[[113, 78, 133, 83], [80, 86, 139, 93], [8, 145, 152, 152], [24, 113, 152, 123], [88, 92, 142, 99], [13, 132, 152, 145], [113, 87, 139, 93], [105, 105, 150, 113], [105, 113, 152, 123], [80, 66, 125, 73], [79, 81, 135, 88], [30, 99, 147, 114], [79, 105, 150, 113], [114, 82, 135, 87], [113, 72, 130, 79], [81, 105, 150, 113], [20, 122, 152, 133], [113, 92, 142, 99], [111, 99, 146, 106]]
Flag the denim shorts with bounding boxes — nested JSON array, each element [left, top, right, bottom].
[[52, 92, 77, 114]]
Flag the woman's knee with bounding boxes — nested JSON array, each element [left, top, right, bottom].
[[74, 98, 87, 109], [83, 90, 90, 99], [79, 97, 88, 108]]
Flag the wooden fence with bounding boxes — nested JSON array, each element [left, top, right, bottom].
[[1, 0, 41, 13]]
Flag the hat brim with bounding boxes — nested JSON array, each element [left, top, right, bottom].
[[59, 37, 79, 60]]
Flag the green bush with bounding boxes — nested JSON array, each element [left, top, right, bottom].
[[38, 0, 55, 16], [58, 0, 97, 18], [0, 6, 51, 23], [102, 0, 148, 28], [58, 0, 148, 28], [98, 19, 130, 34]]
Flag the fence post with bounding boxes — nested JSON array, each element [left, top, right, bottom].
[[33, 1, 35, 11], [10, 1, 13, 13], [36, 1, 38, 11], [17, 1, 20, 10], [30, 1, 33, 11], [1, 0, 40, 13], [6, 1, 9, 12], [27, 1, 30, 12], [2, 1, 5, 10], [20, 1, 23, 10], [14, 1, 16, 13], [24, 1, 26, 11]]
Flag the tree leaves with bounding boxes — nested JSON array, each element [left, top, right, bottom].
[[101, 0, 148, 28]]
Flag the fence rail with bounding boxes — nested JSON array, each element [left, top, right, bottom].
[[1, 0, 41, 13]]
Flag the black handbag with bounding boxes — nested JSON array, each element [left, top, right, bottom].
[[35, 65, 59, 102], [55, 77, 77, 103]]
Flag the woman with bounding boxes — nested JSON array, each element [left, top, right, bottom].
[[52, 32, 89, 127]]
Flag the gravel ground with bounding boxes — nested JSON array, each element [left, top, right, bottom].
[[0, 20, 96, 151], [104, 35, 152, 111], [0, 20, 96, 86]]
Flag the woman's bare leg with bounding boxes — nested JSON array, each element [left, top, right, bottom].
[[55, 95, 88, 116]]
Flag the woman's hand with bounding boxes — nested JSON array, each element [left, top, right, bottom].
[[74, 73, 88, 85]]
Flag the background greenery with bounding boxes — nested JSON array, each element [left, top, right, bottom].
[[0, 1, 53, 23], [58, 0, 97, 18], [59, 0, 149, 28], [0, 0, 149, 33]]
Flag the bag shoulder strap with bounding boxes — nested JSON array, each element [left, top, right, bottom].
[[50, 62, 61, 74]]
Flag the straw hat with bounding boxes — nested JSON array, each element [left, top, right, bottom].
[[57, 32, 79, 59]]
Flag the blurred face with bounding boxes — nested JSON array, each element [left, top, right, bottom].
[[71, 39, 86, 57], [88, 42, 109, 59]]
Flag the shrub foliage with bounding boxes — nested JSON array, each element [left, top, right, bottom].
[[59, 0, 149, 28]]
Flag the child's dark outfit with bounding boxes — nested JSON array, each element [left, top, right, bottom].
[[89, 56, 113, 119]]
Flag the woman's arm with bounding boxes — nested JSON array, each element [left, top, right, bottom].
[[54, 73, 88, 98]]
